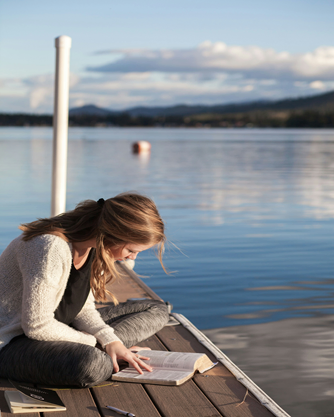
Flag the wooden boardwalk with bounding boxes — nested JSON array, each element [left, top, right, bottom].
[[0, 263, 289, 417]]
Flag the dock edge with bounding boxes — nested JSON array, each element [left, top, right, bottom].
[[172, 312, 291, 418]]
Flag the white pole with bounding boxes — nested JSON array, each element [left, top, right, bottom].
[[51, 35, 72, 217]]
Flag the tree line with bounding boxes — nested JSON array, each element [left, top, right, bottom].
[[0, 109, 333, 128]]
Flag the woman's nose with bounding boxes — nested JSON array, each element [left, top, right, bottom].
[[127, 253, 138, 260]]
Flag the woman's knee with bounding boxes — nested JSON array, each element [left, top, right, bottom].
[[132, 299, 170, 329], [73, 345, 114, 387], [0, 337, 114, 388], [101, 299, 170, 326], [148, 300, 170, 326], [45, 342, 114, 387]]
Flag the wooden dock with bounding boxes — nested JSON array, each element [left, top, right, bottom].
[[0, 263, 290, 417]]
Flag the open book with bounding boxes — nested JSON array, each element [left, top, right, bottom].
[[5, 380, 66, 414], [113, 350, 217, 386]]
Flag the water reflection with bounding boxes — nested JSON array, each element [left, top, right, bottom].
[[203, 315, 334, 417], [134, 151, 151, 167]]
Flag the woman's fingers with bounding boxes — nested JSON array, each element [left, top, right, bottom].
[[111, 353, 119, 373], [131, 359, 144, 374], [105, 341, 153, 374], [130, 356, 152, 373], [137, 355, 150, 361]]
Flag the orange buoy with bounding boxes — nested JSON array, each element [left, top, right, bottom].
[[132, 141, 151, 153]]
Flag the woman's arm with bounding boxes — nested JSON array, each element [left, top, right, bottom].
[[72, 292, 122, 347], [18, 235, 97, 346]]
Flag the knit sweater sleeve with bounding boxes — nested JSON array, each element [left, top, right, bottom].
[[17, 235, 97, 347], [72, 292, 122, 347]]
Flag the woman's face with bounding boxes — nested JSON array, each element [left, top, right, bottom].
[[109, 243, 153, 261]]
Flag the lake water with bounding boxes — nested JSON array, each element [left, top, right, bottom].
[[0, 127, 333, 417]]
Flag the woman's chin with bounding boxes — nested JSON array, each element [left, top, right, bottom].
[[123, 259, 135, 270]]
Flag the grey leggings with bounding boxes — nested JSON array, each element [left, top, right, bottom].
[[0, 299, 169, 388]]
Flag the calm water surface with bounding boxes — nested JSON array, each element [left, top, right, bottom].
[[0, 127, 333, 417]]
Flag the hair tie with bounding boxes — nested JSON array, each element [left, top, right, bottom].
[[97, 198, 105, 208]]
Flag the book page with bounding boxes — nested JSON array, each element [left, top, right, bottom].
[[135, 350, 204, 371], [114, 367, 191, 382]]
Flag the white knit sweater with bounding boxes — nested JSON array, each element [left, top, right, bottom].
[[0, 234, 121, 350]]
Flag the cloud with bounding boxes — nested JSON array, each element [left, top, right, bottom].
[[89, 42, 334, 81], [309, 80, 327, 90], [0, 41, 333, 113], [0, 74, 80, 112], [1, 69, 333, 113], [23, 75, 53, 109]]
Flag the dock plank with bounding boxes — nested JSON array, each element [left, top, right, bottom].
[[157, 325, 274, 417], [99, 266, 150, 307], [116, 263, 162, 301], [146, 379, 222, 417], [91, 382, 160, 417], [112, 271, 150, 302], [43, 388, 100, 417], [136, 333, 222, 417]]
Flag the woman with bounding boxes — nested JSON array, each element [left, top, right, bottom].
[[0, 193, 169, 387]]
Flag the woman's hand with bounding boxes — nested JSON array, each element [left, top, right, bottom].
[[105, 341, 153, 374]]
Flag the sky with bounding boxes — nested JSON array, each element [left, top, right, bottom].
[[0, 0, 333, 113]]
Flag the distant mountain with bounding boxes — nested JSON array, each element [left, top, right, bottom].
[[69, 104, 118, 116], [69, 91, 334, 118], [255, 91, 333, 112]]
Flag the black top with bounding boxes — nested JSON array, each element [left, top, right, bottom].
[[54, 248, 95, 325]]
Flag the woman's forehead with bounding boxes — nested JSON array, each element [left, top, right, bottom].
[[126, 243, 153, 252]]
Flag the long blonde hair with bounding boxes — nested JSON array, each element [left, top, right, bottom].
[[19, 193, 166, 303]]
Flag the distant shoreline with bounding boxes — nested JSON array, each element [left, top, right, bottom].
[[0, 109, 333, 129], [2, 91, 333, 128]]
